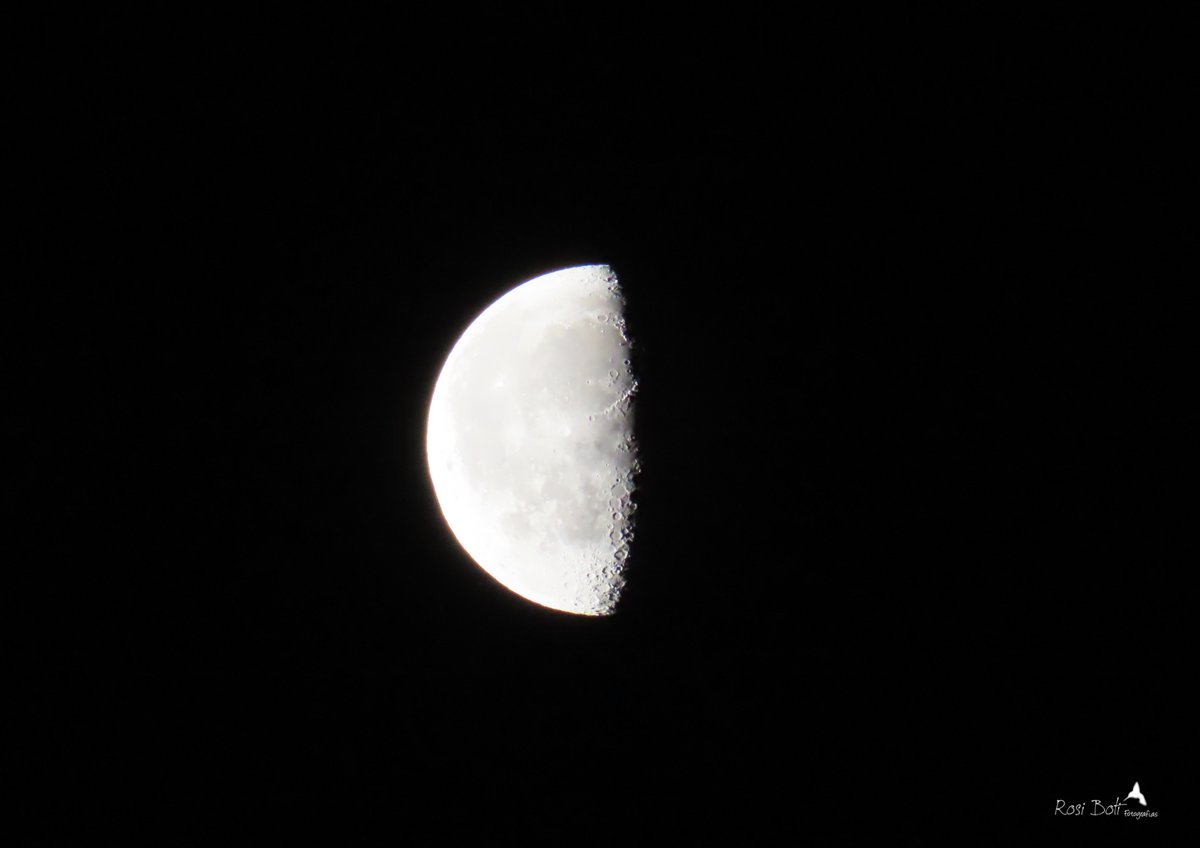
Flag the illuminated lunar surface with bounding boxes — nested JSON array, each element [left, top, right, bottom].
[[425, 265, 638, 615]]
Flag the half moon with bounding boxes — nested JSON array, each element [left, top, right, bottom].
[[425, 265, 638, 615]]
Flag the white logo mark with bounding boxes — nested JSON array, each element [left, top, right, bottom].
[[1125, 782, 1147, 807]]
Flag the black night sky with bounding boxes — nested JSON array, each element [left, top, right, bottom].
[[17, 9, 1189, 842]]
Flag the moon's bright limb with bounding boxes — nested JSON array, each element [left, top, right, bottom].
[[426, 265, 638, 616]]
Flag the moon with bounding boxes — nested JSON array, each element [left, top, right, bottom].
[[425, 265, 639, 616]]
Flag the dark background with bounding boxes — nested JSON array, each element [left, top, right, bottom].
[[16, 8, 1190, 842]]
